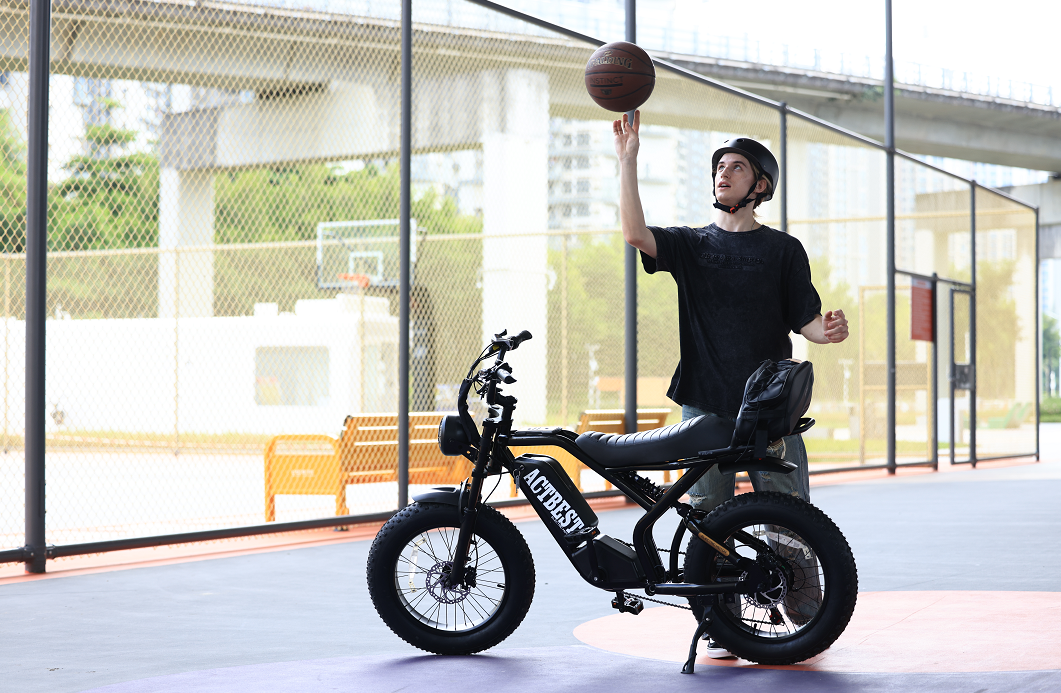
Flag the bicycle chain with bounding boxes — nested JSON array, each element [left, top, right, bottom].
[[637, 593, 692, 610]]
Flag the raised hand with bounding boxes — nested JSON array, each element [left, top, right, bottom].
[[613, 109, 641, 163], [823, 309, 849, 343]]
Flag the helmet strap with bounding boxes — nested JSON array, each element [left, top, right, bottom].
[[713, 179, 761, 215]]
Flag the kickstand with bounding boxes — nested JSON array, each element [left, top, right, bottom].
[[681, 606, 713, 675]]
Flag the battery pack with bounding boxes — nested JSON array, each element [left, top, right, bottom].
[[515, 454, 598, 540]]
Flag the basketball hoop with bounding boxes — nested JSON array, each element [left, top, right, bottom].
[[315, 218, 416, 291], [338, 273, 371, 289]]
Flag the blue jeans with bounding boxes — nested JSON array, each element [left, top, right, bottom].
[[682, 404, 810, 511]]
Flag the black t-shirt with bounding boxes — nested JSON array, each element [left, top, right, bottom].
[[642, 223, 822, 417]]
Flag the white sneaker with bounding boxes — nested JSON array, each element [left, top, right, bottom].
[[705, 639, 736, 659]]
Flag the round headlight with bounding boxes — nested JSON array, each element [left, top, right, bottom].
[[437, 414, 470, 456]]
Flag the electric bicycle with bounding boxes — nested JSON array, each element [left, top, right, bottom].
[[366, 330, 858, 672]]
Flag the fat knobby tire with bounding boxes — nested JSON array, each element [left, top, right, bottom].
[[684, 491, 858, 665], [366, 502, 535, 655]]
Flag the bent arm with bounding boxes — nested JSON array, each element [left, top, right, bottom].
[[800, 309, 849, 344], [800, 315, 828, 344]]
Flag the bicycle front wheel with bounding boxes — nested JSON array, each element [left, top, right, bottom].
[[367, 501, 535, 655]]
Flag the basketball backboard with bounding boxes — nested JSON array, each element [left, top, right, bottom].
[[315, 218, 418, 290]]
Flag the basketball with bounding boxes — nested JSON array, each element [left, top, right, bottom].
[[584, 41, 655, 113]]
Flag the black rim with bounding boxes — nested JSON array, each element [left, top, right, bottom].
[[393, 526, 508, 633], [711, 522, 826, 641]]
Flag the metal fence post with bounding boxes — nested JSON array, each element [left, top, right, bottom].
[[561, 234, 569, 425], [624, 0, 638, 434], [398, 0, 412, 508], [173, 249, 180, 456], [931, 272, 938, 471], [969, 181, 977, 468], [884, 0, 897, 475], [779, 102, 788, 235], [949, 287, 956, 468], [1036, 207, 1041, 461], [24, 0, 52, 573]]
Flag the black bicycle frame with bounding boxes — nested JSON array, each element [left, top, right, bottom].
[[440, 369, 792, 599], [503, 429, 775, 596]]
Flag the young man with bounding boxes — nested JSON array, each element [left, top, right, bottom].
[[613, 110, 849, 657]]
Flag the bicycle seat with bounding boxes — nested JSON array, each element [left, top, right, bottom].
[[574, 415, 734, 468]]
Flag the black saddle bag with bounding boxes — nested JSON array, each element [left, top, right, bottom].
[[732, 359, 814, 457]]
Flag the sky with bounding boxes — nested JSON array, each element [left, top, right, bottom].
[[730, 0, 1056, 89], [511, 0, 1059, 94]]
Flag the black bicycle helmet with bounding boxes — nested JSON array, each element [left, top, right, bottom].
[[711, 137, 779, 213]]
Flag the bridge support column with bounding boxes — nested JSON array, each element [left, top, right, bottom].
[[480, 69, 550, 426], [158, 168, 215, 318]]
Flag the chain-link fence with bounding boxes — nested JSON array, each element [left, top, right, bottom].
[[974, 188, 1037, 460], [0, 0, 1041, 559], [784, 115, 887, 469]]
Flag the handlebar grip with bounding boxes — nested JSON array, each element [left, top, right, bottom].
[[511, 330, 532, 348]]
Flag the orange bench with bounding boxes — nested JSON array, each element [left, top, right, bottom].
[[264, 413, 470, 521], [511, 408, 673, 495]]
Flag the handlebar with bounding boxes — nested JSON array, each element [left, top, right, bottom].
[[455, 329, 532, 446], [491, 329, 532, 353]]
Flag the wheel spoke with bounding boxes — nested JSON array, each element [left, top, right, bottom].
[[391, 524, 509, 633], [710, 520, 825, 639]]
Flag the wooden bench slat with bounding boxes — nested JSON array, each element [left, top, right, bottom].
[[266, 412, 470, 521]]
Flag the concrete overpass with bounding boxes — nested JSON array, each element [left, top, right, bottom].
[[662, 52, 1061, 175], [4, 0, 1058, 246], [2, 0, 1059, 172]]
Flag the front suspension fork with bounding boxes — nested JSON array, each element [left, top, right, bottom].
[[445, 419, 496, 586]]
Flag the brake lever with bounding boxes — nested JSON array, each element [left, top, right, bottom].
[[489, 329, 532, 352], [479, 363, 516, 385]]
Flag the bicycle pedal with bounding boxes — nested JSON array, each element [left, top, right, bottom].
[[563, 526, 600, 547], [611, 594, 644, 615]]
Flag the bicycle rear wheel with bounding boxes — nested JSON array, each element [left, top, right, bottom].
[[684, 491, 857, 665]]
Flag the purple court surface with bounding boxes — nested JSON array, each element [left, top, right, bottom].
[[4, 431, 1061, 693]]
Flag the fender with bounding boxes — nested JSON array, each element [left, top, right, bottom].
[[716, 456, 797, 476], [412, 486, 462, 506]]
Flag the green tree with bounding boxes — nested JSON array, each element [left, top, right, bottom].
[[976, 259, 1019, 400], [805, 257, 859, 407], [44, 99, 160, 318], [0, 108, 27, 254], [544, 233, 681, 417], [1042, 313, 1059, 397], [51, 100, 159, 251]]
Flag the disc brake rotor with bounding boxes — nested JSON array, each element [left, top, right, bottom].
[[742, 557, 789, 609], [424, 562, 472, 605]]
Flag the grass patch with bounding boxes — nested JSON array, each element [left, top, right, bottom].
[[1041, 398, 1061, 422]]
